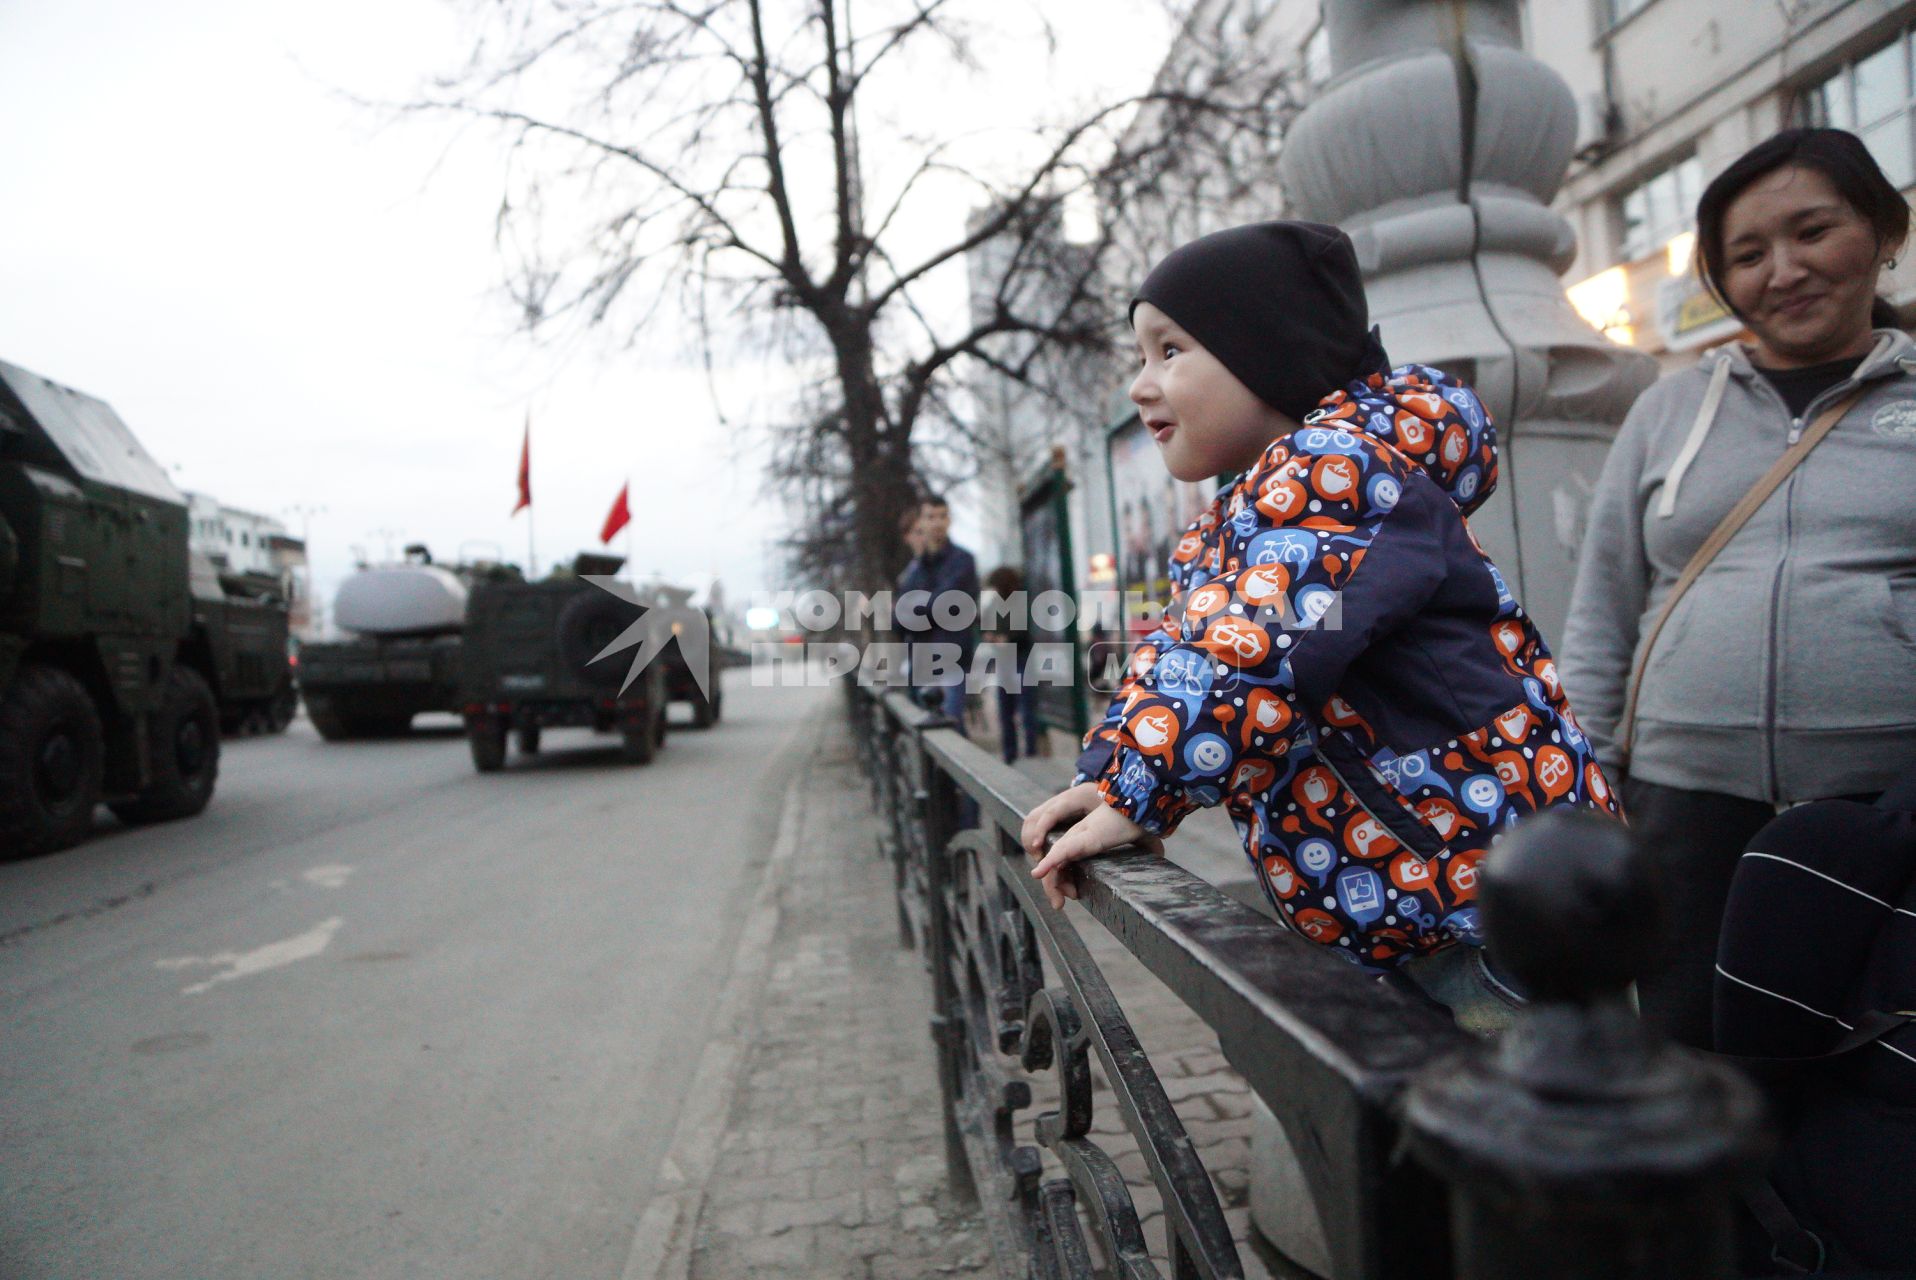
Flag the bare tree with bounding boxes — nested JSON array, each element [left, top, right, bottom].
[[413, 0, 1303, 591]]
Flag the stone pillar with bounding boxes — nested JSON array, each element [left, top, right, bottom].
[[1276, 0, 1658, 642]]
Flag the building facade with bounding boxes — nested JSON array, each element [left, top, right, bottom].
[[1538, 0, 1916, 368], [186, 491, 312, 632], [961, 0, 1914, 645]]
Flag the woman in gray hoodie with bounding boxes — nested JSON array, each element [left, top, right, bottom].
[[1562, 128, 1916, 1047]]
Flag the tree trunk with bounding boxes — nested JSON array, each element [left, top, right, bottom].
[[829, 321, 913, 594]]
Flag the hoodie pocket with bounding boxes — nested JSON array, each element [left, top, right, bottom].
[[1775, 571, 1916, 729], [1889, 577, 1916, 653], [1634, 565, 1773, 729]]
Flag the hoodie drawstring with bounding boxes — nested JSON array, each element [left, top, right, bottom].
[[1659, 352, 1733, 519]]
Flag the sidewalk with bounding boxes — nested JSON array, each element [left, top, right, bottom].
[[653, 714, 1286, 1280]]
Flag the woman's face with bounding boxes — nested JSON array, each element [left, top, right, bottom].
[[1129, 302, 1291, 482], [1718, 165, 1900, 369]]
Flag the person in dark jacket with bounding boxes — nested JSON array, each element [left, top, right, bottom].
[[983, 565, 1042, 763], [1714, 768, 1916, 1274], [898, 501, 925, 572], [896, 494, 980, 721], [1560, 128, 1916, 1048], [1019, 221, 1619, 1030]]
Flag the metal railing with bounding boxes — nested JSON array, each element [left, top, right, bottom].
[[847, 680, 1770, 1280]]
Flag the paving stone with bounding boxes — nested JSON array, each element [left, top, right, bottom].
[[707, 1172, 803, 1208], [766, 1146, 839, 1175], [683, 722, 1271, 1280], [705, 1201, 759, 1237], [759, 1190, 865, 1234], [1159, 1070, 1243, 1104], [1211, 1091, 1254, 1121], [739, 1227, 816, 1269]]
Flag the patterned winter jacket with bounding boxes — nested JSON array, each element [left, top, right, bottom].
[[1074, 365, 1620, 969]]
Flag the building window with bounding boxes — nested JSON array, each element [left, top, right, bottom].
[[1617, 156, 1703, 262], [1803, 30, 1916, 190], [1606, 0, 1653, 28]]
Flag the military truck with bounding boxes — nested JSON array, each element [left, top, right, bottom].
[[652, 583, 724, 728], [299, 548, 517, 740], [0, 360, 222, 858], [192, 558, 297, 735], [460, 553, 669, 772]]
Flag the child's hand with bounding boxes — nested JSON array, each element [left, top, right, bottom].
[[1020, 783, 1163, 909]]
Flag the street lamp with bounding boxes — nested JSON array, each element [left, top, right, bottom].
[[366, 527, 405, 563]]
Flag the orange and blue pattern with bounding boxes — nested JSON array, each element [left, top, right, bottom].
[[1076, 365, 1619, 969]]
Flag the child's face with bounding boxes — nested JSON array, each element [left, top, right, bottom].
[[1129, 302, 1291, 482]]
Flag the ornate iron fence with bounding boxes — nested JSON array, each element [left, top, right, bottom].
[[847, 681, 1769, 1280]]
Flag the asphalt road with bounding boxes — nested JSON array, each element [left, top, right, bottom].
[[0, 672, 829, 1280]]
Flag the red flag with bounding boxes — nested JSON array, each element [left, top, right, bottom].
[[599, 481, 631, 544], [512, 417, 531, 515]]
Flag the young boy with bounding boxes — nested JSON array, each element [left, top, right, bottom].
[[1020, 221, 1617, 1014]]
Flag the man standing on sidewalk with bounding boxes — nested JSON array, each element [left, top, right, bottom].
[[897, 495, 979, 722]]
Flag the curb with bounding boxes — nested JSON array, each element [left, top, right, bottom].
[[619, 761, 812, 1280]]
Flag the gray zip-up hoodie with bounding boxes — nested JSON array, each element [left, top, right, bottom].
[[1560, 329, 1916, 805]]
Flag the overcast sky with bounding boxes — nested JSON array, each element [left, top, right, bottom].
[[0, 0, 1167, 618]]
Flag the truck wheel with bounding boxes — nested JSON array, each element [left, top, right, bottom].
[[620, 716, 656, 765], [306, 694, 354, 741], [109, 666, 220, 825], [0, 665, 105, 859], [469, 719, 507, 772], [691, 685, 723, 728], [266, 684, 297, 733], [516, 726, 542, 755]]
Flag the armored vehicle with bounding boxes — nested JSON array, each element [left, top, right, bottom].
[[192, 558, 296, 735], [299, 547, 516, 740], [460, 553, 669, 772], [0, 360, 221, 858], [651, 583, 724, 728]]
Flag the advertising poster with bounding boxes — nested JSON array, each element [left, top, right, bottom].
[[1106, 417, 1214, 635], [1019, 469, 1086, 735]]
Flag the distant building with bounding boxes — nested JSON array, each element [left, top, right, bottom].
[[958, 0, 1331, 630], [960, 204, 1105, 579], [960, 0, 1915, 635], [1537, 0, 1916, 371], [185, 492, 312, 634]]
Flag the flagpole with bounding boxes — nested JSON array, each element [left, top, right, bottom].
[[525, 411, 537, 578]]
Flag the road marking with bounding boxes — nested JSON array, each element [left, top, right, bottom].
[[301, 865, 355, 889], [155, 917, 344, 996]]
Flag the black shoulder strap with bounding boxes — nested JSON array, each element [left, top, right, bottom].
[[1718, 1009, 1915, 1069], [1820, 1008, 1916, 1059], [1743, 1179, 1824, 1275], [1734, 1009, 1915, 1272]]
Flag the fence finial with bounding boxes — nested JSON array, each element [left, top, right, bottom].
[[1402, 811, 1770, 1280]]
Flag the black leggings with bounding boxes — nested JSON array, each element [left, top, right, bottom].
[[1622, 778, 1778, 1049], [1624, 777, 1882, 1049]]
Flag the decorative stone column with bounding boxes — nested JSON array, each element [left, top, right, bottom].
[[1277, 0, 1657, 643], [1248, 7, 1660, 1270]]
